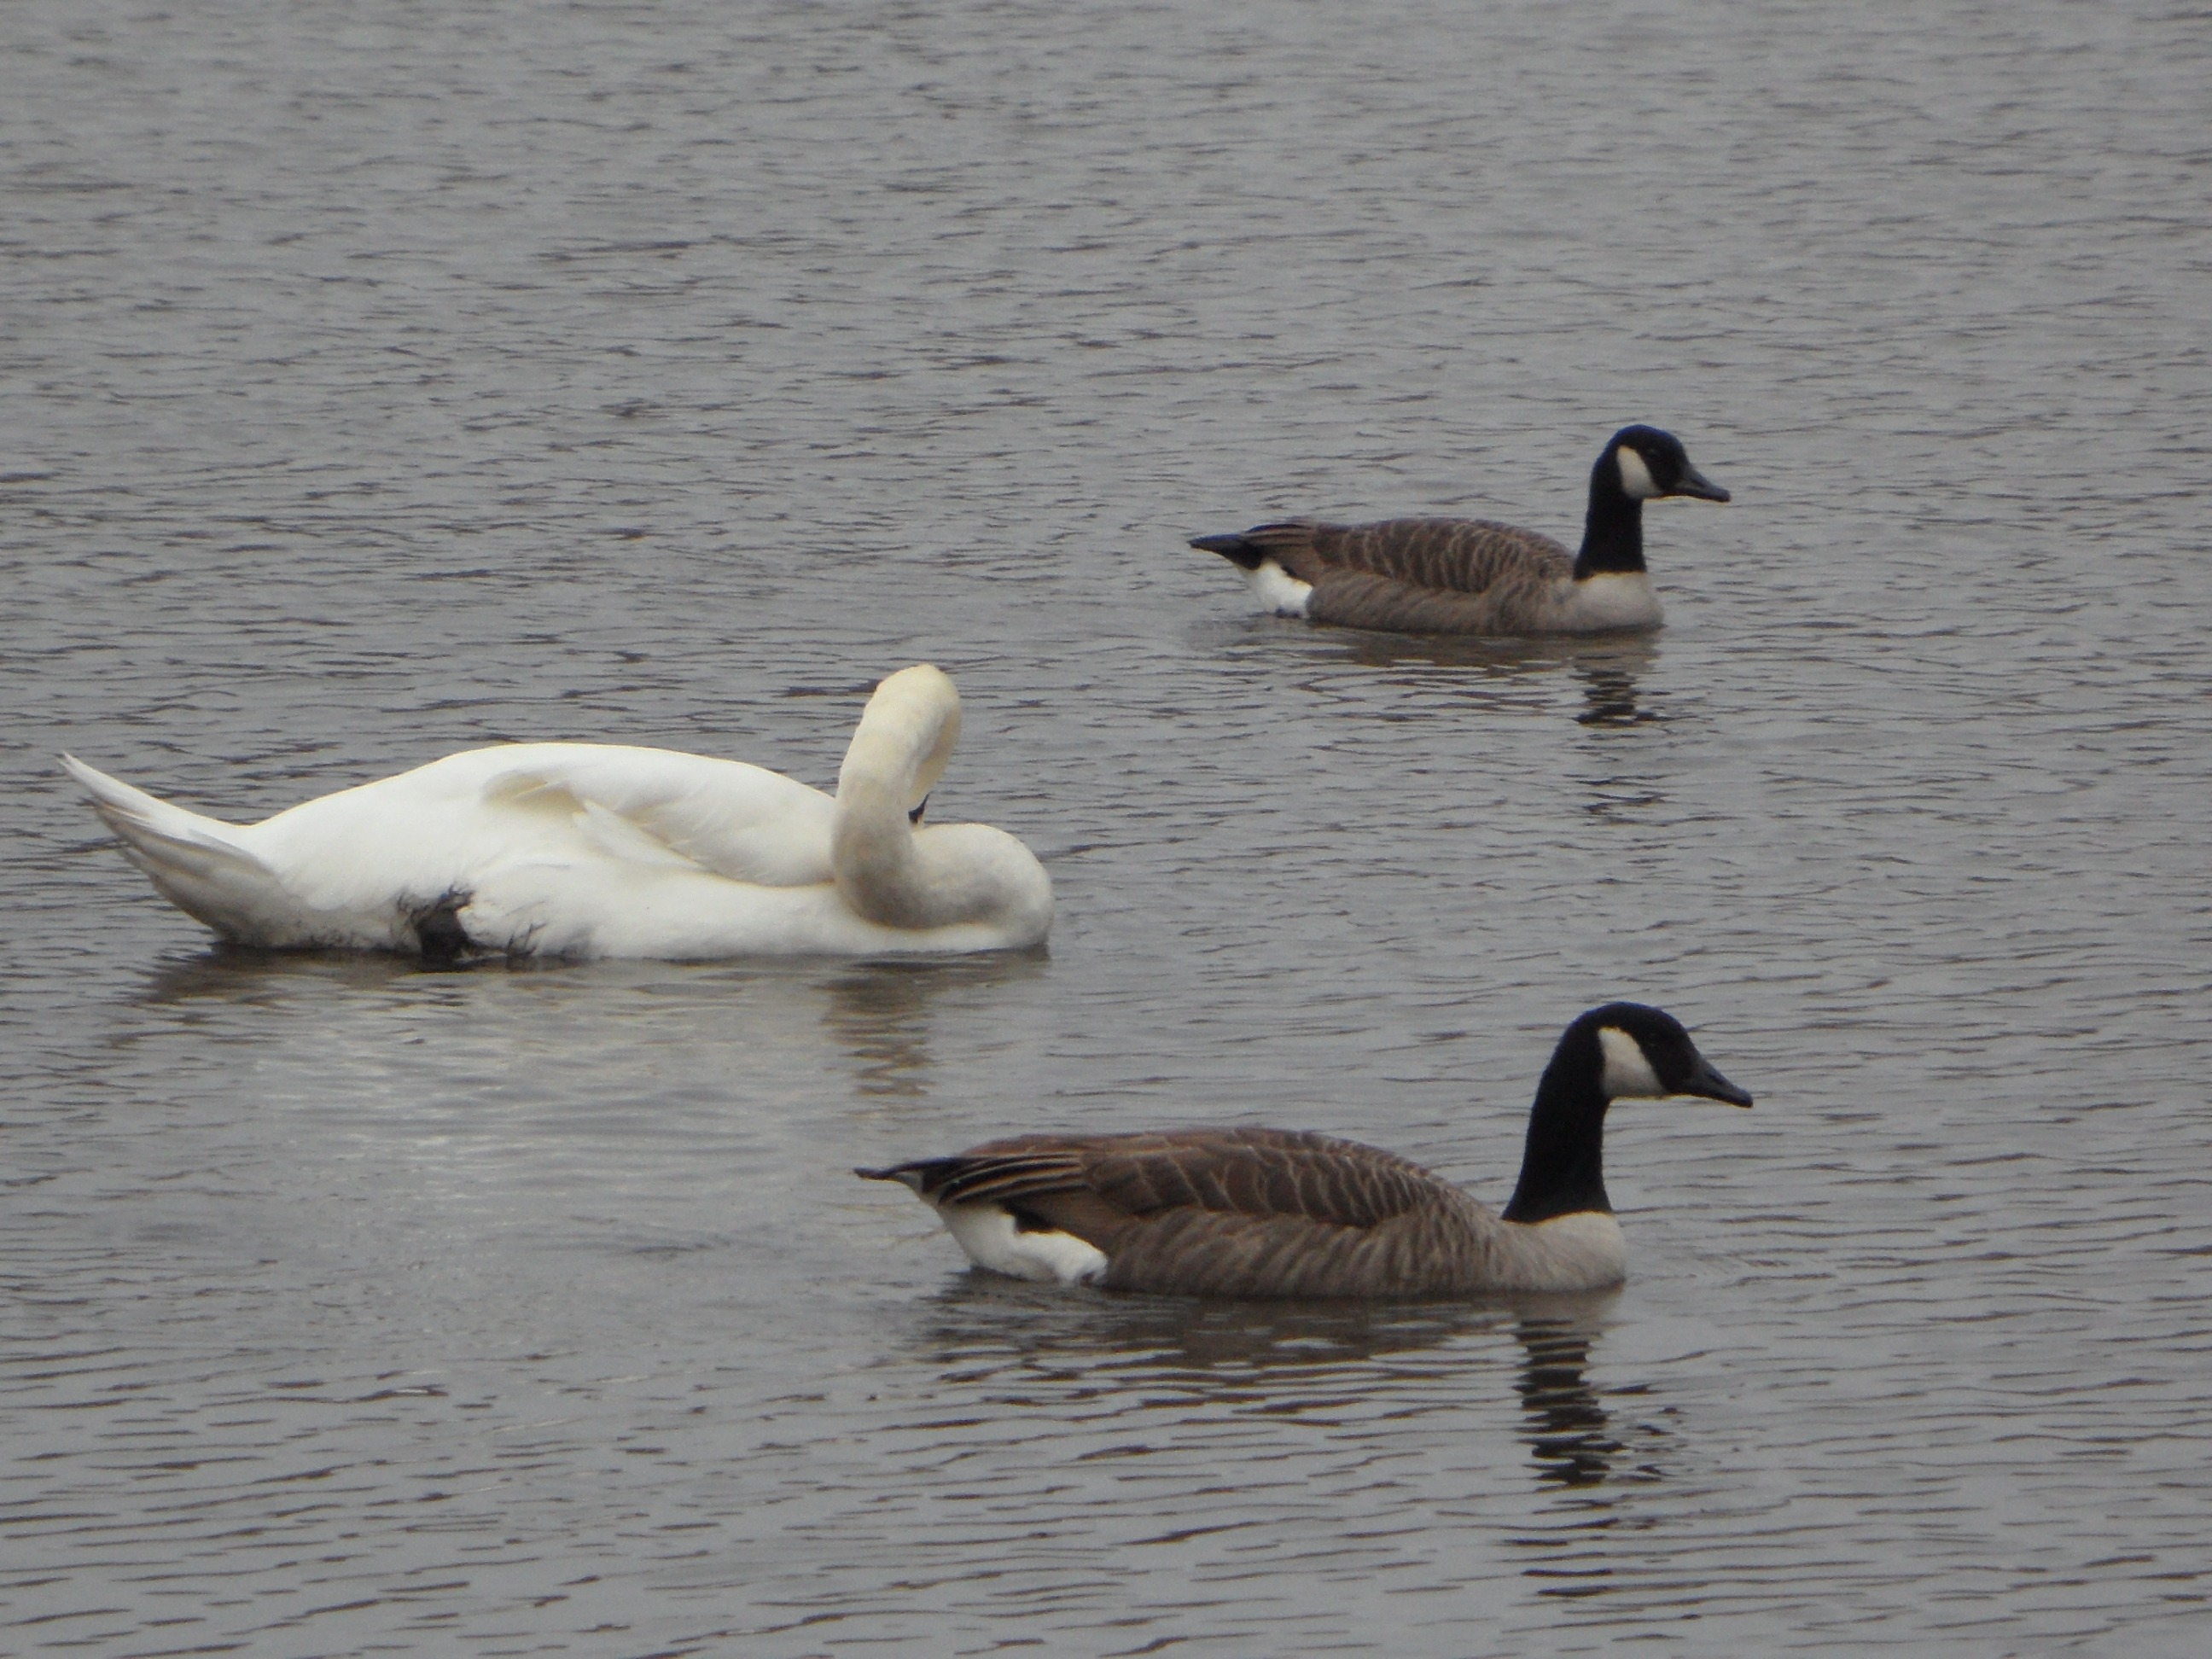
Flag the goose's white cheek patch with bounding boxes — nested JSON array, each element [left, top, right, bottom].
[[939, 1202, 1109, 1285], [1598, 1027, 1666, 1097], [1615, 446, 1661, 500]]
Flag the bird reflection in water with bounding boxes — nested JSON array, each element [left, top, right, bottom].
[[907, 1279, 1656, 1490], [1573, 662, 1655, 729], [818, 953, 1049, 1100], [1515, 1313, 1621, 1487], [132, 943, 440, 1008], [1312, 629, 1662, 730], [1307, 628, 1669, 822]]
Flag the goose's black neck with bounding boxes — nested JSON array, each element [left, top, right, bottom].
[[1572, 450, 1645, 579], [1501, 1036, 1612, 1223]]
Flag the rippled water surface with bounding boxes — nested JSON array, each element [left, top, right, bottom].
[[6, 1, 2211, 1653]]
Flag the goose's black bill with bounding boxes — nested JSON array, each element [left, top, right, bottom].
[[1671, 464, 1730, 504], [1189, 531, 1264, 568], [1685, 1054, 1753, 1108]]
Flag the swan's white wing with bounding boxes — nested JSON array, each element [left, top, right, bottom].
[[473, 748, 836, 885], [236, 742, 836, 921], [75, 686, 1054, 958]]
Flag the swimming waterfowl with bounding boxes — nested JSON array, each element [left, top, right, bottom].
[[1190, 425, 1730, 636], [65, 664, 1053, 960], [859, 1003, 1751, 1298]]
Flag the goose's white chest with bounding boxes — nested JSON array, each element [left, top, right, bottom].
[[1495, 1211, 1628, 1291], [1557, 573, 1662, 632]]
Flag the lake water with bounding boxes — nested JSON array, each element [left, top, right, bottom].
[[5, 1, 2210, 1652]]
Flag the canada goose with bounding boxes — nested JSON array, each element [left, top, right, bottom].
[[1190, 425, 1730, 636], [859, 1003, 1751, 1298], [64, 664, 1053, 960]]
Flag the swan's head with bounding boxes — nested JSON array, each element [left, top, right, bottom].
[[843, 663, 962, 812], [1604, 426, 1731, 504], [1570, 1002, 1752, 1107], [829, 665, 1051, 941]]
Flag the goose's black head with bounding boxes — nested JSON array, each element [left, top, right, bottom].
[[1504, 1002, 1751, 1224], [1569, 1001, 1752, 1106], [1575, 427, 1728, 577], [1603, 426, 1730, 504]]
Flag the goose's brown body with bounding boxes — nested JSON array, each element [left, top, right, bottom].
[[1192, 426, 1729, 638], [863, 1003, 1754, 1301], [868, 1126, 1602, 1299], [1225, 518, 1580, 635]]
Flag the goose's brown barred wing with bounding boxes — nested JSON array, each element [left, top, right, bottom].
[[1090, 1194, 1497, 1298], [872, 1126, 1499, 1298], [1230, 518, 1573, 594], [1097, 1126, 1452, 1225], [1310, 517, 1574, 593], [899, 1126, 1437, 1224], [1302, 567, 1567, 635], [1220, 518, 1578, 635]]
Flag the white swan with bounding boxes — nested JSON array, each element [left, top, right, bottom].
[[64, 664, 1055, 961]]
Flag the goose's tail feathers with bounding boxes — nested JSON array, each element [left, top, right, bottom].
[[62, 755, 302, 943], [1189, 532, 1266, 569]]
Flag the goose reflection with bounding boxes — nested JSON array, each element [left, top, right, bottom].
[[1574, 661, 1654, 728], [905, 1276, 1497, 1391], [1514, 1312, 1622, 1487], [1303, 628, 1662, 726], [899, 1280, 1645, 1487]]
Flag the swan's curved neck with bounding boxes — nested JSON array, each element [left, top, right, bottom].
[[831, 671, 963, 928], [1500, 1038, 1612, 1223], [1574, 455, 1645, 579]]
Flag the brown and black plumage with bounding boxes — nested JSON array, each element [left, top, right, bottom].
[[1191, 425, 1730, 637], [859, 1004, 1754, 1301]]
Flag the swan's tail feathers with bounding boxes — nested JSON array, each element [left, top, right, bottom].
[[61, 755, 298, 943]]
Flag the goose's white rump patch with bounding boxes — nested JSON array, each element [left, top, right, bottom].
[[938, 1202, 1109, 1284], [1243, 558, 1313, 617]]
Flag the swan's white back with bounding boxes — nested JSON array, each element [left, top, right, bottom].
[[67, 664, 1053, 960]]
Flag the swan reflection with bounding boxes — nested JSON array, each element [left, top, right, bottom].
[[129, 946, 1043, 1105], [132, 944, 436, 1008], [818, 952, 1048, 1099]]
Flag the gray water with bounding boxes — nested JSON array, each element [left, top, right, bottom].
[[6, 0, 2210, 1652]]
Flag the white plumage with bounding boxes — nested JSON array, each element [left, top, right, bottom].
[[66, 664, 1054, 960]]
